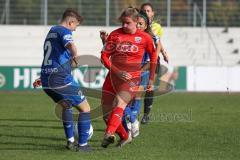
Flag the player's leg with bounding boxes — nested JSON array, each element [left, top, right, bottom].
[[129, 85, 145, 138], [101, 75, 117, 147], [127, 72, 149, 137], [62, 81, 92, 152], [130, 71, 148, 123], [101, 74, 116, 124], [102, 76, 140, 148], [74, 99, 92, 152], [142, 90, 154, 124], [43, 88, 76, 150], [57, 100, 76, 149], [122, 79, 145, 136], [102, 90, 133, 148], [55, 82, 91, 152], [122, 102, 133, 131], [142, 64, 159, 124], [101, 74, 129, 143]]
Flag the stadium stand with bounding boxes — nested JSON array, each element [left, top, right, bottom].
[[163, 27, 240, 66], [0, 26, 239, 66]]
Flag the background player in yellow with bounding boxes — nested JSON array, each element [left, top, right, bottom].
[[140, 2, 168, 124], [141, 2, 164, 38]]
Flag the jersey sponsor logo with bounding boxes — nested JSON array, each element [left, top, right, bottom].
[[46, 33, 58, 39], [135, 37, 142, 43], [41, 68, 58, 74], [63, 34, 73, 41], [116, 44, 138, 53]]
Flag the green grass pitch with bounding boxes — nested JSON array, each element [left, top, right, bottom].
[[0, 91, 239, 160]]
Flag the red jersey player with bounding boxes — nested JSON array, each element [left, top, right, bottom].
[[101, 7, 157, 148]]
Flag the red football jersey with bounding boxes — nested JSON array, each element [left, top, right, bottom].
[[101, 28, 157, 80]]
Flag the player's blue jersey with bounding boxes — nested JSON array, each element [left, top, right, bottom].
[[141, 51, 150, 81], [141, 35, 159, 81], [153, 35, 160, 47], [153, 35, 161, 63], [141, 52, 150, 66], [141, 35, 159, 65], [40, 25, 74, 88]]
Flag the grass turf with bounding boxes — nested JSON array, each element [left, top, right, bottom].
[[0, 91, 239, 160]]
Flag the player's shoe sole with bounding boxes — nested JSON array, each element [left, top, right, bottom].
[[116, 132, 132, 148], [66, 141, 77, 150], [101, 134, 116, 148], [76, 144, 92, 152], [141, 114, 150, 124]]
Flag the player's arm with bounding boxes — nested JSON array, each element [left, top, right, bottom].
[[101, 50, 122, 75], [157, 38, 169, 63], [60, 31, 79, 67], [65, 42, 79, 67], [100, 33, 120, 74], [145, 36, 158, 91]]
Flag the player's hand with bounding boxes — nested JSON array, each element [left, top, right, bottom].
[[71, 56, 79, 68], [146, 79, 154, 92], [117, 71, 132, 81], [100, 30, 108, 44], [162, 50, 169, 63], [33, 78, 42, 88]]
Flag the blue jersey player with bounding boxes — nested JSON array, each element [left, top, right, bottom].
[[40, 9, 91, 152]]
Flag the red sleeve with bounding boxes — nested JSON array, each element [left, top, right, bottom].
[[145, 35, 157, 81], [100, 51, 111, 69], [101, 32, 120, 74]]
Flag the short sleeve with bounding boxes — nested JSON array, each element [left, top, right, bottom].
[[152, 22, 163, 38], [61, 29, 73, 47]]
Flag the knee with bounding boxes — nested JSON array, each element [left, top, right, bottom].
[[80, 106, 90, 112], [75, 100, 91, 112], [114, 97, 128, 109]]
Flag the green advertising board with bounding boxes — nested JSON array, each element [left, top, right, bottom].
[[0, 66, 186, 91], [0, 66, 41, 90], [175, 66, 187, 90]]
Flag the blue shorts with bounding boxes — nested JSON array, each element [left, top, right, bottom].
[[140, 71, 149, 89], [43, 81, 86, 107]]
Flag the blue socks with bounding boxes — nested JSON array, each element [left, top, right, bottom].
[[62, 108, 91, 146], [130, 99, 141, 123], [123, 106, 132, 131], [78, 112, 91, 146], [123, 99, 142, 131], [62, 108, 74, 141]]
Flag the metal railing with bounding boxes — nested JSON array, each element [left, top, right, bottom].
[[1, 0, 240, 26]]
